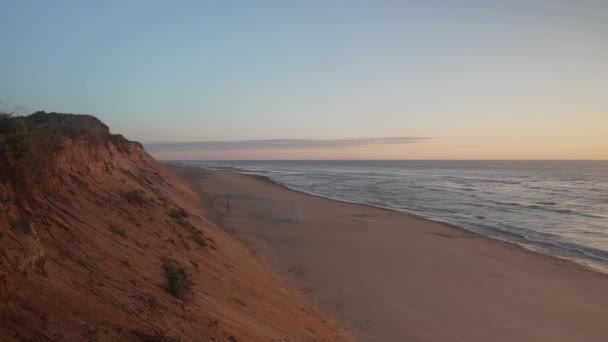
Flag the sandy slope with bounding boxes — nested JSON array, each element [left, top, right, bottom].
[[0, 137, 345, 341], [173, 166, 608, 342]]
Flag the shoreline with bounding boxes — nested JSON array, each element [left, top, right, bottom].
[[193, 164, 608, 277], [265, 174, 608, 277], [170, 165, 608, 341]]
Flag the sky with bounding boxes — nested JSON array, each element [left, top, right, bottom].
[[1, 0, 607, 160]]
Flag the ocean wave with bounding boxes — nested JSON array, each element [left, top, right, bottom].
[[461, 201, 486, 208], [195, 160, 608, 273], [547, 241, 608, 263], [490, 200, 524, 207], [446, 177, 522, 185], [535, 201, 556, 205], [473, 224, 528, 240], [522, 205, 603, 218]]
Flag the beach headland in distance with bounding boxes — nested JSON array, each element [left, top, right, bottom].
[[170, 164, 608, 342]]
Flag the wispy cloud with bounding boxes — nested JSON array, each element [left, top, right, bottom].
[[447, 145, 481, 149], [145, 137, 432, 152]]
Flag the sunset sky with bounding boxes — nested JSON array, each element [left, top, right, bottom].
[[2, 1, 606, 159]]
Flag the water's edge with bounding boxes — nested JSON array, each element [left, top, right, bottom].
[[175, 163, 608, 276]]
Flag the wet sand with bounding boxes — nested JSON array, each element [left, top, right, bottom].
[[171, 165, 608, 342]]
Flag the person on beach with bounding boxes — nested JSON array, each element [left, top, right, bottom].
[[291, 204, 303, 222]]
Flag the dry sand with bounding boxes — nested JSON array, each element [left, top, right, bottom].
[[172, 166, 608, 342]]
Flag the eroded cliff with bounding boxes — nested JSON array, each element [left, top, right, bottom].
[[0, 112, 343, 341]]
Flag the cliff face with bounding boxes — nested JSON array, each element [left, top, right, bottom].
[[0, 113, 343, 341]]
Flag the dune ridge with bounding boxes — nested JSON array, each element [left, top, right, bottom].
[[0, 112, 345, 341]]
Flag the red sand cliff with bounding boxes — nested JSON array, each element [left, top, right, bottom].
[[0, 113, 344, 341]]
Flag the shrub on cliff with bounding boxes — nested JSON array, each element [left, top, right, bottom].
[[0, 112, 63, 183], [26, 111, 110, 140], [162, 258, 190, 298], [121, 190, 147, 206], [0, 112, 15, 133], [0, 110, 141, 187]]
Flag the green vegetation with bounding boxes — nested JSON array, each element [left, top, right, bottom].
[[25, 111, 110, 140], [121, 190, 147, 206], [9, 219, 32, 235], [168, 208, 189, 220], [5, 111, 138, 145], [167, 208, 206, 247], [35, 256, 47, 272], [108, 224, 127, 237], [161, 258, 190, 298], [1, 110, 142, 179], [1, 112, 62, 168]]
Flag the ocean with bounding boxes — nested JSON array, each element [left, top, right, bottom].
[[175, 160, 608, 273]]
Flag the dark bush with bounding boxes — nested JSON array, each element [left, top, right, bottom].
[[0, 110, 146, 201], [167, 209, 206, 247], [0, 112, 15, 134], [161, 258, 190, 298], [108, 224, 127, 237], [26, 111, 110, 140], [167, 208, 188, 219], [121, 190, 147, 206], [9, 219, 32, 235]]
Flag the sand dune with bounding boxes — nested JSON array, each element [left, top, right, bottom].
[[0, 113, 345, 341]]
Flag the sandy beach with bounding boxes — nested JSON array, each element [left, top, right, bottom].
[[171, 165, 608, 342]]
